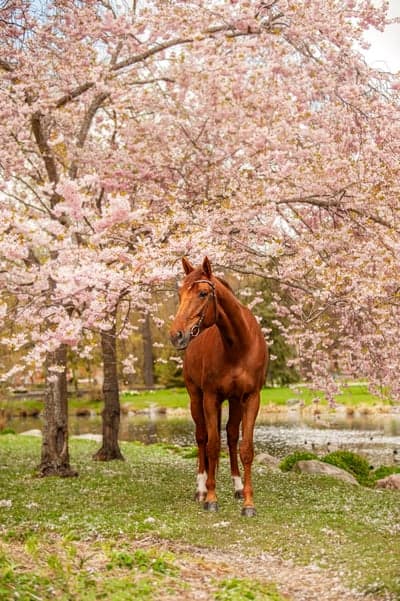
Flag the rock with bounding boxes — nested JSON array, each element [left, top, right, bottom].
[[71, 433, 102, 442], [293, 460, 359, 485], [255, 452, 280, 470], [286, 398, 301, 407], [19, 429, 42, 437], [75, 408, 91, 417], [375, 474, 400, 490]]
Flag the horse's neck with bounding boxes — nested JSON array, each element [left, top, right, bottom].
[[214, 281, 249, 350]]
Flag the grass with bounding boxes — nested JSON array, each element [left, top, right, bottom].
[[215, 579, 284, 601], [122, 383, 390, 410], [0, 435, 400, 599], [1, 382, 392, 418]]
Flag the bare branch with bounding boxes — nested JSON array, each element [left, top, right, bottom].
[[55, 82, 95, 108], [0, 57, 13, 72], [227, 264, 316, 294], [69, 92, 110, 179], [30, 111, 60, 196], [112, 24, 261, 72]]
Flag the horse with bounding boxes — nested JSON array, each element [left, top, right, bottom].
[[169, 256, 268, 516]]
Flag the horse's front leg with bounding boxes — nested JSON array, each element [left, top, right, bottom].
[[227, 398, 244, 499], [203, 393, 221, 512], [240, 391, 260, 517], [189, 385, 208, 502]]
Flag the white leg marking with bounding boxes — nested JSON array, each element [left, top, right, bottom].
[[196, 472, 208, 501], [232, 475, 243, 493]]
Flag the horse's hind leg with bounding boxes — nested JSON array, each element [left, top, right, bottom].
[[227, 399, 244, 499], [188, 384, 208, 502], [239, 391, 260, 517]]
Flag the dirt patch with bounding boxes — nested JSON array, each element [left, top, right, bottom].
[[2, 536, 383, 601], [145, 538, 380, 601]]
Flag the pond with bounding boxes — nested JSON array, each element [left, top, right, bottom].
[[9, 406, 400, 466]]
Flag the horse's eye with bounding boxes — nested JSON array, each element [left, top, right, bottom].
[[199, 290, 208, 299]]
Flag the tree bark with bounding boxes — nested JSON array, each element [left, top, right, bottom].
[[39, 344, 78, 477], [142, 312, 155, 388], [93, 317, 124, 461]]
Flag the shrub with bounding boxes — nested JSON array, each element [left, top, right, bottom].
[[322, 450, 371, 485], [279, 451, 319, 472], [371, 465, 400, 481]]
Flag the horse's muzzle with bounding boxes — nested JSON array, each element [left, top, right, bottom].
[[170, 329, 191, 350]]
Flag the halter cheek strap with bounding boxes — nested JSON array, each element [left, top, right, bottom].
[[189, 279, 217, 338]]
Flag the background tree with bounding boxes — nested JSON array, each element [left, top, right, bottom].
[[93, 309, 124, 461], [141, 312, 155, 389]]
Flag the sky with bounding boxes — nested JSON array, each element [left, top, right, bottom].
[[363, 0, 400, 72]]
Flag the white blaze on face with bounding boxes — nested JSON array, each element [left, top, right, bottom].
[[232, 475, 243, 494], [196, 472, 207, 499]]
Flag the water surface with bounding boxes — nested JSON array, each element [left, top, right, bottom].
[[9, 407, 400, 465]]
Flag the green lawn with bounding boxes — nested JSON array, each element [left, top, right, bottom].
[[0, 435, 399, 600], [122, 383, 388, 410], [0, 383, 392, 419]]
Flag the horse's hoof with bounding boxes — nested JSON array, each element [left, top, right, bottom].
[[204, 501, 219, 512], [241, 506, 256, 517], [194, 492, 206, 502], [234, 489, 244, 500]]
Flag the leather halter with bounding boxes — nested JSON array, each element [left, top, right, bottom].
[[189, 279, 217, 338]]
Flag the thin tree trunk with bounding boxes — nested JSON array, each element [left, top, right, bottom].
[[39, 344, 77, 477], [142, 312, 155, 388], [93, 317, 124, 461], [70, 359, 79, 396]]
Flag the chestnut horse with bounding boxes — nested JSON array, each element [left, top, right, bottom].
[[170, 257, 268, 516]]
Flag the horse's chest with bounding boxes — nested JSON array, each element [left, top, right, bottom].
[[184, 329, 261, 396], [187, 356, 250, 396], [215, 368, 251, 396]]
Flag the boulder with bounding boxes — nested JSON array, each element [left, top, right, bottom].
[[293, 459, 359, 485], [20, 429, 42, 437], [286, 398, 301, 407], [375, 474, 400, 490], [75, 408, 91, 417], [255, 452, 280, 470], [71, 433, 102, 442]]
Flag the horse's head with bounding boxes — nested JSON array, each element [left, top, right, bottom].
[[169, 256, 217, 350]]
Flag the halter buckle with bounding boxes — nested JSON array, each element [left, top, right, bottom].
[[190, 324, 201, 337]]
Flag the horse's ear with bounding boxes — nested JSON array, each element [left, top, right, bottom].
[[202, 256, 212, 278], [182, 257, 194, 275]]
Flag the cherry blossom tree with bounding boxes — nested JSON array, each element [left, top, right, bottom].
[[0, 0, 284, 471], [160, 0, 400, 402], [1, 0, 399, 476]]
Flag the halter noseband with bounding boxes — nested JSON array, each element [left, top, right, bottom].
[[189, 279, 217, 338]]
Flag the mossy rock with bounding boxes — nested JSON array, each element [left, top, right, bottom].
[[322, 450, 371, 485], [0, 428, 16, 435], [279, 451, 319, 472], [372, 465, 400, 481]]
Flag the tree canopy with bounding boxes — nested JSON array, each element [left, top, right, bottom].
[[1, 0, 399, 400]]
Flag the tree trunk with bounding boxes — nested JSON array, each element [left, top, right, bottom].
[[142, 312, 155, 388], [93, 318, 124, 461], [39, 344, 78, 477]]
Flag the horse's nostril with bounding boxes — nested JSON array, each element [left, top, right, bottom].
[[170, 330, 183, 343], [170, 329, 187, 349]]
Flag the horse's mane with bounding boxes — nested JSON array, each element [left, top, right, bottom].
[[216, 276, 234, 293], [185, 268, 235, 294]]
